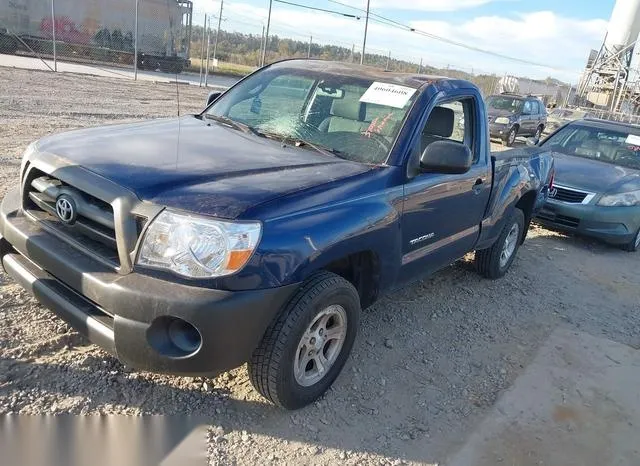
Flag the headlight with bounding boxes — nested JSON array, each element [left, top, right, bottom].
[[597, 190, 640, 207], [495, 117, 510, 125], [137, 210, 261, 278]]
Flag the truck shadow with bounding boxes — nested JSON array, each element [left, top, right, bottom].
[[2, 230, 639, 463]]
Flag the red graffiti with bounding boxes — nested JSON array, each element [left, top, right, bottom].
[[362, 112, 394, 138], [40, 17, 92, 44]]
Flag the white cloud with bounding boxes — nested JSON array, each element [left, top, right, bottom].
[[340, 0, 506, 12], [409, 12, 608, 79]]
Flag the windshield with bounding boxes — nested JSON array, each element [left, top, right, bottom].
[[204, 67, 419, 164], [486, 96, 524, 113], [540, 124, 640, 169]]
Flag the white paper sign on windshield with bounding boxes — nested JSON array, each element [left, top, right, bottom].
[[625, 134, 640, 146], [360, 82, 416, 109]]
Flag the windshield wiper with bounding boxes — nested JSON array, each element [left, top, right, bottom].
[[288, 137, 346, 159], [204, 114, 264, 138]]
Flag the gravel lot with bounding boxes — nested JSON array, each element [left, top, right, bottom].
[[1, 67, 639, 465]]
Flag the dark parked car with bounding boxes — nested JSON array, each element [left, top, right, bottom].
[[0, 60, 554, 409], [487, 93, 547, 146], [535, 118, 640, 251]]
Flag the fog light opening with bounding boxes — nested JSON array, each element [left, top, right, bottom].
[[147, 316, 202, 358], [168, 318, 201, 354]]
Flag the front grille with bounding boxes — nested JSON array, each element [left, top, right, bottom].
[[537, 210, 580, 229], [550, 185, 589, 204], [22, 168, 121, 267]]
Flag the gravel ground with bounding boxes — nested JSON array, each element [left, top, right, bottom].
[[1, 67, 639, 465]]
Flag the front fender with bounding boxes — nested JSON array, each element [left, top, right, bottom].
[[256, 189, 403, 290]]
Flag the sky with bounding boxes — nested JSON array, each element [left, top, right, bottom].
[[191, 0, 618, 82]]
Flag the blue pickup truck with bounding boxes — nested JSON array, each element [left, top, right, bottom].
[[0, 60, 553, 409]]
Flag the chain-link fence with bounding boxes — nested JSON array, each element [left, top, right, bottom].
[[1, 0, 193, 78], [587, 108, 640, 125]]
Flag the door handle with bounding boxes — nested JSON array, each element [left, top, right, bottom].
[[472, 178, 484, 194]]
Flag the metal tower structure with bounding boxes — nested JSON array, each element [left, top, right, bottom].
[[579, 0, 640, 112]]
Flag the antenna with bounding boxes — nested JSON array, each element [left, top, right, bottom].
[[166, 0, 180, 117], [175, 69, 181, 117]]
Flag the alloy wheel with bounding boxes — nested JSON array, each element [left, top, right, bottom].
[[294, 304, 348, 387]]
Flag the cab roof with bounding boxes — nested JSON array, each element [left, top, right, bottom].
[[268, 58, 458, 90]]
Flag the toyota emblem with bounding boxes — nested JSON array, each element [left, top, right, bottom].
[[55, 195, 77, 224]]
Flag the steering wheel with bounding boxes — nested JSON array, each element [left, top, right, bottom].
[[363, 131, 392, 154]]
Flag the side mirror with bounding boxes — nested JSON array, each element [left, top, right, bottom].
[[420, 140, 472, 175], [525, 137, 538, 147], [206, 91, 222, 107]]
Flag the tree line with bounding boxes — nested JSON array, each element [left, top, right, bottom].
[[190, 27, 562, 99]]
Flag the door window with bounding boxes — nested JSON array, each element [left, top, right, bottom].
[[535, 100, 543, 115], [523, 100, 533, 114], [417, 98, 476, 161]]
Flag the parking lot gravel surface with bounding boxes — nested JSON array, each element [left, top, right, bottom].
[[1, 67, 639, 465]]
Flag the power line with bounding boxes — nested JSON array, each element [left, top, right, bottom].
[[326, 0, 564, 70], [227, 7, 361, 48], [273, 0, 361, 19]]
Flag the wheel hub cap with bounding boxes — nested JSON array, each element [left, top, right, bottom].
[[294, 304, 347, 387], [500, 223, 520, 268]]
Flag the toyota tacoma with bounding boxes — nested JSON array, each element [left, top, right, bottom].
[[0, 60, 554, 409]]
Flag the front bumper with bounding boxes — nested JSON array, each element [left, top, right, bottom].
[[1, 187, 298, 376], [535, 198, 640, 245], [489, 122, 510, 139]]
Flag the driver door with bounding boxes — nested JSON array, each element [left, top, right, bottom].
[[398, 96, 491, 283]]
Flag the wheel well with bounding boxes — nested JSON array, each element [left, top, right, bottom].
[[515, 190, 537, 242], [324, 251, 380, 309]]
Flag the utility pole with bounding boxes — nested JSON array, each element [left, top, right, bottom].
[[260, 25, 265, 66], [351, 44, 355, 63], [134, 0, 139, 80], [204, 24, 211, 86], [385, 50, 390, 70], [51, 0, 57, 71], [564, 83, 572, 107], [307, 35, 312, 59], [199, 14, 207, 86], [261, 0, 273, 67], [212, 0, 223, 68], [360, 0, 370, 65], [418, 58, 422, 74]]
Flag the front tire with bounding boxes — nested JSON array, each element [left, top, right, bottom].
[[476, 208, 525, 279], [248, 271, 361, 410], [622, 228, 640, 252]]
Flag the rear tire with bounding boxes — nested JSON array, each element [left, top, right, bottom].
[[622, 228, 640, 252], [248, 271, 360, 410], [502, 126, 518, 147], [534, 125, 543, 141], [476, 208, 525, 279]]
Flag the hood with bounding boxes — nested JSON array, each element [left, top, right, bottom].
[[35, 116, 371, 218], [487, 108, 516, 119], [550, 151, 640, 194]]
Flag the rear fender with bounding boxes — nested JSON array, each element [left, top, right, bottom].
[[476, 154, 552, 249]]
